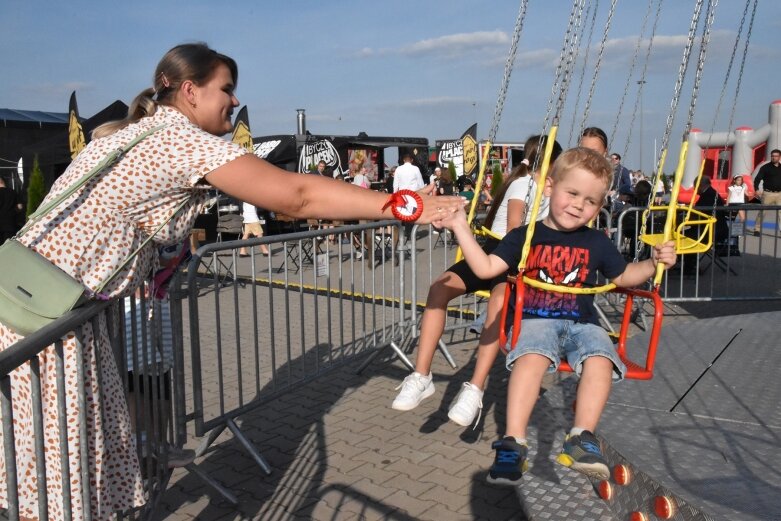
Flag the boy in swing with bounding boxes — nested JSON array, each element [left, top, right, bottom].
[[436, 147, 676, 484]]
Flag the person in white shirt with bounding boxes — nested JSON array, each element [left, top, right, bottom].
[[239, 202, 270, 256], [727, 175, 748, 222], [393, 154, 425, 193], [353, 167, 371, 189]]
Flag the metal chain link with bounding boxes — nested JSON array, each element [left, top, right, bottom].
[[702, 0, 753, 160], [578, 0, 617, 140], [623, 0, 664, 164], [723, 0, 758, 151], [683, 0, 719, 141], [488, 0, 529, 143], [553, 0, 588, 128], [655, 0, 704, 168], [567, 0, 598, 146], [542, 0, 586, 135], [635, 0, 702, 261], [611, 0, 655, 153]]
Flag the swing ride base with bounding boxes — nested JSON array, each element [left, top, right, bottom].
[[511, 308, 781, 520]]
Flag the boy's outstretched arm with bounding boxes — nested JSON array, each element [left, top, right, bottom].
[[436, 206, 509, 280], [611, 240, 677, 288]]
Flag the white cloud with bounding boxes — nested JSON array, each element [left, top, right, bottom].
[[398, 30, 510, 56], [358, 30, 510, 59], [383, 96, 474, 109]]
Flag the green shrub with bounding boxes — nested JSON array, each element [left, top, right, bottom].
[[26, 155, 45, 218], [490, 162, 504, 197], [447, 160, 457, 183]]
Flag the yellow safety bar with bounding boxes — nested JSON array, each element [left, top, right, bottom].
[[640, 142, 716, 284], [517, 125, 616, 295]]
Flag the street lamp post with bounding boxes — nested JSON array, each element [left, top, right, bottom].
[[637, 80, 646, 172]]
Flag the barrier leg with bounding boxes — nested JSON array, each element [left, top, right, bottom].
[[355, 341, 415, 375], [227, 419, 272, 476], [184, 463, 239, 506], [195, 424, 226, 458], [436, 339, 458, 369]]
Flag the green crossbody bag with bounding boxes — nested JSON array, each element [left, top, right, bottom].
[[0, 124, 187, 337]]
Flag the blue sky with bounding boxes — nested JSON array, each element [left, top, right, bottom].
[[1, 0, 779, 172]]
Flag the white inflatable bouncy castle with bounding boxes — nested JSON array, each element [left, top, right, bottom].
[[681, 99, 780, 202]]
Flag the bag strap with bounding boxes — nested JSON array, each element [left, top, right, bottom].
[[93, 196, 191, 296], [17, 124, 168, 238]]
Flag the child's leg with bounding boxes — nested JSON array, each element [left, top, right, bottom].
[[447, 282, 507, 426], [573, 356, 613, 432], [557, 323, 620, 481], [505, 353, 550, 439], [469, 282, 506, 389], [486, 352, 548, 485], [413, 271, 467, 376], [391, 270, 467, 411]]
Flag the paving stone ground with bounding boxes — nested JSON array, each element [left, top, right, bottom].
[[151, 229, 781, 521]]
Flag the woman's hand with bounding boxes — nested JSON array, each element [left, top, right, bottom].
[[417, 194, 467, 225]]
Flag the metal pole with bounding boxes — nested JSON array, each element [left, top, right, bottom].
[[637, 80, 647, 171]]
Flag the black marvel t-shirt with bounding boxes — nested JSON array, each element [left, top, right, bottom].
[[491, 222, 627, 325]]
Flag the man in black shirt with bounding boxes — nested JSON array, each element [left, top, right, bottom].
[[0, 177, 22, 243], [752, 148, 781, 236]]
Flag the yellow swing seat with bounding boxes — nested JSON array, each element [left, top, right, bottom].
[[639, 206, 716, 255]]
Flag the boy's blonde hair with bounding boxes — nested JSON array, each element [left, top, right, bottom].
[[549, 147, 613, 191]]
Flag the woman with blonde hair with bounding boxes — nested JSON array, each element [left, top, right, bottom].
[[0, 42, 463, 520]]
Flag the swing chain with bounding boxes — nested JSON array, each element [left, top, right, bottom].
[[683, 0, 719, 141], [553, 0, 587, 129], [578, 0, 618, 140], [567, 0, 598, 146], [724, 0, 758, 149], [489, 0, 529, 143], [542, 0, 586, 137], [656, 0, 704, 165], [613, 0, 657, 157], [702, 0, 754, 154]]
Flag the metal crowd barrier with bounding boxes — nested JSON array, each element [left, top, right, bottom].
[[0, 279, 198, 521], [182, 220, 411, 476], [615, 203, 781, 302]]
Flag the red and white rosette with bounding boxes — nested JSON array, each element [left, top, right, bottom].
[[382, 189, 423, 222]]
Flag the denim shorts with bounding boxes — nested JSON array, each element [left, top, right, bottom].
[[505, 318, 626, 382]]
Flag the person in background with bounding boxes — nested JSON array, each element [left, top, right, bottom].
[[393, 154, 425, 193], [0, 42, 465, 521], [752, 149, 781, 236], [390, 135, 561, 427], [610, 152, 633, 203], [0, 177, 22, 243], [727, 175, 748, 223], [385, 166, 397, 193], [239, 201, 270, 256], [353, 166, 371, 189]]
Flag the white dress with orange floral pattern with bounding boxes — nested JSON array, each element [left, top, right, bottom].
[[0, 106, 247, 520]]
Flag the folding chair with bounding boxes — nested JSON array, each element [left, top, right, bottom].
[[206, 212, 243, 282]]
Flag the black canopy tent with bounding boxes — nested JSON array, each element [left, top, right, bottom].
[[253, 132, 429, 181], [19, 100, 129, 187]]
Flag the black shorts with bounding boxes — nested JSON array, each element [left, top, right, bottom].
[[446, 237, 509, 293]]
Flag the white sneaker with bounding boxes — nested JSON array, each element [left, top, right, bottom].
[[391, 372, 435, 411], [448, 382, 484, 427]]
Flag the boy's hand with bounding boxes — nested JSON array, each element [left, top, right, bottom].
[[434, 203, 468, 231], [652, 240, 676, 270]]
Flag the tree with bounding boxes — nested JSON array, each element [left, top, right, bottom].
[[490, 162, 504, 198], [446, 160, 458, 184], [26, 155, 45, 218]]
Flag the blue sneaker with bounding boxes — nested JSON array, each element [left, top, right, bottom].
[[487, 437, 528, 485], [556, 430, 610, 480]]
